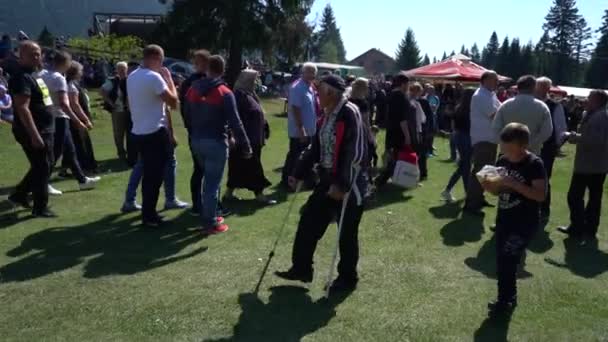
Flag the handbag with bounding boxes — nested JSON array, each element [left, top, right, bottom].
[[392, 145, 420, 189]]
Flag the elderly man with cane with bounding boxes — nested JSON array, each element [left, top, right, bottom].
[[275, 74, 369, 295]]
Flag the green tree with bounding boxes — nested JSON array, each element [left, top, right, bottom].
[[470, 43, 481, 63], [313, 4, 347, 63], [460, 45, 466, 55], [586, 28, 608, 88], [395, 28, 421, 70], [441, 51, 447, 60], [272, 8, 314, 66], [68, 35, 144, 60], [542, 0, 581, 84], [481, 31, 500, 69], [37, 26, 54, 47], [598, 9, 608, 35], [535, 31, 553, 76], [432, 56, 437, 63], [508, 38, 522, 78], [156, 0, 312, 84], [422, 54, 431, 66], [573, 17, 592, 63], [496, 36, 510, 75], [319, 40, 339, 63], [520, 42, 536, 76]]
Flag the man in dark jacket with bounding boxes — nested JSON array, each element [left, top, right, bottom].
[[275, 75, 369, 293], [185, 55, 252, 234]]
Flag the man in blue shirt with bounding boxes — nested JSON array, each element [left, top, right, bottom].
[[280, 63, 318, 187]]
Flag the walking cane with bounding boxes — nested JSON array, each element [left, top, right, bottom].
[[253, 182, 303, 295], [324, 188, 352, 299]]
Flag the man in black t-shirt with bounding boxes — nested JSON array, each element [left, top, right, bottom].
[[8, 41, 56, 217], [374, 73, 416, 187], [481, 123, 547, 316]]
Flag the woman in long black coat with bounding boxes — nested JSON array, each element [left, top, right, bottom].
[[224, 69, 275, 205]]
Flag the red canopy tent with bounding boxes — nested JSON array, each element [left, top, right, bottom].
[[404, 54, 511, 82]]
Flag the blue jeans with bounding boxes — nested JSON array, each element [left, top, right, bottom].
[[446, 131, 472, 193], [191, 138, 228, 227], [125, 147, 177, 204]]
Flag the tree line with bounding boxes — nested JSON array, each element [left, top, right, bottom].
[[395, 0, 608, 88]]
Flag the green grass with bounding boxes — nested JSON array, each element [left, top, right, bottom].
[[0, 96, 607, 342]]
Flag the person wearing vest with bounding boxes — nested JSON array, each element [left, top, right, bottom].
[[558, 90, 608, 245], [101, 61, 130, 162], [275, 75, 369, 294], [535, 77, 568, 226]]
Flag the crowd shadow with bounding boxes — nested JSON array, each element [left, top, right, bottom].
[[365, 184, 413, 211], [0, 211, 207, 282], [473, 312, 513, 342], [545, 237, 608, 278], [206, 286, 352, 342], [439, 211, 485, 247], [96, 158, 130, 173], [527, 229, 554, 254], [224, 188, 290, 217], [465, 235, 497, 279], [429, 201, 464, 220]]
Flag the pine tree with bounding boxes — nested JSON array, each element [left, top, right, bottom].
[[496, 36, 510, 75], [422, 54, 431, 65], [535, 31, 553, 76], [598, 9, 608, 35], [395, 28, 421, 70], [573, 17, 592, 63], [460, 45, 466, 55], [470, 43, 481, 63], [586, 27, 608, 88], [441, 51, 447, 60], [508, 38, 522, 78], [450, 50, 456, 57], [481, 31, 500, 69], [38, 26, 54, 47], [521, 42, 536, 76], [432, 56, 437, 64], [314, 4, 347, 63], [542, 0, 582, 83]]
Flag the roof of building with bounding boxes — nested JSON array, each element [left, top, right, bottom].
[[348, 48, 395, 64]]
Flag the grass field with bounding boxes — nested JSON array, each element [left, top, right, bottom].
[[0, 95, 607, 342]]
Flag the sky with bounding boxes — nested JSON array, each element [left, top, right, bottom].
[[307, 0, 605, 62]]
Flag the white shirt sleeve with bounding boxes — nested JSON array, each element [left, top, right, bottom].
[[553, 103, 568, 144], [151, 72, 168, 96], [101, 79, 113, 93], [68, 81, 79, 94]]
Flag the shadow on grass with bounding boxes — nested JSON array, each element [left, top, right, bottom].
[[0, 211, 207, 282], [206, 286, 351, 342], [365, 184, 414, 211], [429, 201, 464, 219], [545, 237, 608, 278], [224, 188, 290, 217], [439, 211, 485, 247], [474, 312, 513, 342], [96, 158, 131, 173]]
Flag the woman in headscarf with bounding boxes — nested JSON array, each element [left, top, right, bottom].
[[224, 69, 275, 205]]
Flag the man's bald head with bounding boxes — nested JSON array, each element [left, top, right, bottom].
[[18, 40, 42, 70]]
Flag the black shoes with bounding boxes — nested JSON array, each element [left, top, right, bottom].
[[327, 277, 358, 293], [142, 215, 166, 228], [8, 194, 31, 209], [488, 299, 517, 315], [274, 268, 313, 283], [32, 208, 58, 218]]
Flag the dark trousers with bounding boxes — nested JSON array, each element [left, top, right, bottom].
[[540, 146, 557, 220], [446, 131, 472, 193], [495, 227, 533, 302], [291, 181, 364, 281], [466, 142, 498, 210], [375, 149, 397, 187], [567, 173, 607, 238], [14, 132, 54, 212], [190, 147, 203, 211], [281, 137, 311, 184], [414, 140, 428, 179], [53, 118, 86, 183], [69, 124, 97, 171], [133, 128, 172, 221]]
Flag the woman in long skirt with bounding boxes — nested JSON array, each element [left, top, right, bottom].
[[224, 69, 275, 205]]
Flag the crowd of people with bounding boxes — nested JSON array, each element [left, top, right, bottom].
[[2, 38, 608, 315]]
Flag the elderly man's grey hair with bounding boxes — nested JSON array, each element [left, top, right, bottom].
[[536, 76, 553, 88], [301, 62, 318, 75], [115, 61, 128, 70]]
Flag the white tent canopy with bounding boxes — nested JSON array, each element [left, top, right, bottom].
[[558, 85, 608, 99]]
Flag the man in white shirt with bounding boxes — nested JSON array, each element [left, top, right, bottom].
[[127, 44, 178, 227], [535, 76, 567, 225], [492, 75, 553, 155], [465, 71, 501, 215]]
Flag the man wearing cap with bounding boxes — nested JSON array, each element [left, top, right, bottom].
[[275, 75, 369, 293]]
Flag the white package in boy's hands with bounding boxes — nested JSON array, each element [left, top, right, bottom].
[[476, 165, 507, 184]]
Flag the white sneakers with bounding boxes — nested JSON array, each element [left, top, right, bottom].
[[48, 184, 63, 196], [441, 190, 457, 203], [79, 176, 101, 191]]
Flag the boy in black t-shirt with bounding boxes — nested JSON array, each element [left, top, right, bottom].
[[481, 123, 547, 315]]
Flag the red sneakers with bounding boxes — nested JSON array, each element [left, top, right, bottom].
[[201, 222, 229, 235], [216, 216, 225, 225]]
